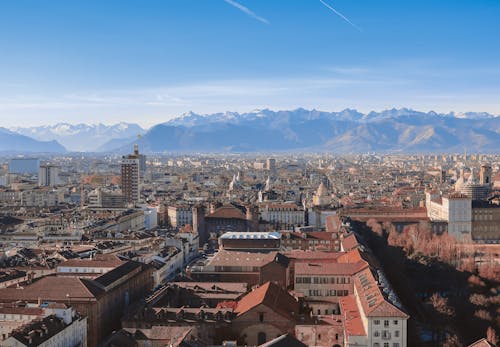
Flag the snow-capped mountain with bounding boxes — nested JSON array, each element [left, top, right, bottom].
[[11, 123, 146, 152], [8, 109, 499, 153], [114, 108, 500, 153]]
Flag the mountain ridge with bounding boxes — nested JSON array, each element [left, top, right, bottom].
[[11, 122, 146, 152], [6, 108, 500, 153], [115, 108, 500, 153], [0, 127, 66, 153]]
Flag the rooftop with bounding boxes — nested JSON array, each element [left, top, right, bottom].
[[8, 314, 81, 347], [339, 295, 366, 337], [206, 206, 247, 220], [235, 282, 299, 320], [0, 276, 103, 302], [220, 231, 281, 240], [208, 250, 288, 268], [353, 267, 408, 318]]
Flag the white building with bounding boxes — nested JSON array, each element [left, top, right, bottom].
[[426, 191, 472, 237], [150, 246, 184, 286], [1, 304, 87, 347]]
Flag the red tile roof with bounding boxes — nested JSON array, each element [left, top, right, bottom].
[[206, 206, 247, 220], [341, 233, 359, 251], [339, 295, 366, 337], [235, 282, 299, 320], [216, 301, 238, 309], [353, 268, 408, 318], [0, 276, 103, 302], [338, 249, 365, 264]]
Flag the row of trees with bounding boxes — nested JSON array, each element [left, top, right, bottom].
[[364, 218, 499, 346], [366, 219, 499, 281]]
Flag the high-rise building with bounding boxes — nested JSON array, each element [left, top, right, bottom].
[[38, 165, 60, 186], [121, 145, 141, 204], [266, 158, 276, 173]]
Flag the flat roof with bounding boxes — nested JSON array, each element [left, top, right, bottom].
[[220, 232, 281, 240]]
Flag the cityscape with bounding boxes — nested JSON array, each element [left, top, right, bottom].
[[0, 150, 498, 346], [0, 1, 499, 347]]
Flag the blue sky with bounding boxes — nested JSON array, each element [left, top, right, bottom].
[[0, 0, 499, 127]]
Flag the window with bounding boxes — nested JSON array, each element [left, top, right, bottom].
[[393, 320, 398, 325], [384, 320, 389, 327], [374, 320, 380, 325], [259, 313, 264, 322], [318, 334, 321, 340], [384, 343, 389, 347], [394, 331, 399, 338], [374, 331, 380, 337], [393, 343, 400, 347]]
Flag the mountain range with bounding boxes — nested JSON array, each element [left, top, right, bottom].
[[0, 127, 66, 153], [4, 108, 500, 153], [115, 108, 500, 153], [10, 122, 145, 152]]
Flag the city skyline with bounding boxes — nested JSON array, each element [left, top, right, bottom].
[[1, 0, 500, 127]]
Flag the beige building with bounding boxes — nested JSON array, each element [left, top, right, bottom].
[[167, 205, 193, 228], [259, 202, 305, 227]]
